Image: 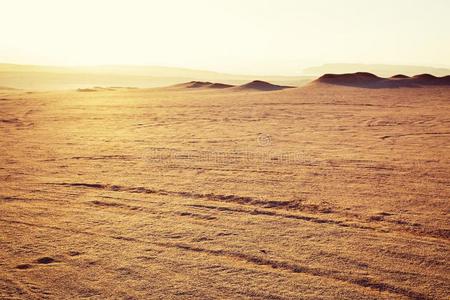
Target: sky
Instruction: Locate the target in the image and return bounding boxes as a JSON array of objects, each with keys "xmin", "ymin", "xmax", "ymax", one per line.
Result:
[{"xmin": 1, "ymin": 0, "xmax": 449, "ymax": 75}]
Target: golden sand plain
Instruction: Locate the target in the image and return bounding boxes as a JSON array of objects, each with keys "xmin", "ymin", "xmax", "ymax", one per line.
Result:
[{"xmin": 1, "ymin": 84, "xmax": 449, "ymax": 299}]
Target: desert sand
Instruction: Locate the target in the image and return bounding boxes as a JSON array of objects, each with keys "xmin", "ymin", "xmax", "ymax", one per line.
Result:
[{"xmin": 0, "ymin": 79, "xmax": 449, "ymax": 299}]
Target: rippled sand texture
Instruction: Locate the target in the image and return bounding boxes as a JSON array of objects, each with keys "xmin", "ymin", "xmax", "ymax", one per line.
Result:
[{"xmin": 1, "ymin": 85, "xmax": 449, "ymax": 299}]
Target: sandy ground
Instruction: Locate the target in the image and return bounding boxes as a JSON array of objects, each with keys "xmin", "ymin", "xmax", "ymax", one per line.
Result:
[{"xmin": 0, "ymin": 85, "xmax": 449, "ymax": 299}]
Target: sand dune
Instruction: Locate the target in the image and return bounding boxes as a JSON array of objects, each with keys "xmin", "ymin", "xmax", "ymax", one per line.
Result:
[
  {"xmin": 313, "ymin": 72, "xmax": 450, "ymax": 88},
  {"xmin": 304, "ymin": 63, "xmax": 450, "ymax": 77},
  {"xmin": 412, "ymin": 74, "xmax": 450, "ymax": 85},
  {"xmin": 171, "ymin": 80, "xmax": 294, "ymax": 92},
  {"xmin": 390, "ymin": 74, "xmax": 410, "ymax": 79},
  {"xmin": 172, "ymin": 81, "xmax": 235, "ymax": 89},
  {"xmin": 233, "ymin": 80, "xmax": 294, "ymax": 91}
]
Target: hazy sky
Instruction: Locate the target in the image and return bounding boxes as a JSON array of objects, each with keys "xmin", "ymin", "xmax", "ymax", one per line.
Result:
[{"xmin": 1, "ymin": 0, "xmax": 449, "ymax": 75}]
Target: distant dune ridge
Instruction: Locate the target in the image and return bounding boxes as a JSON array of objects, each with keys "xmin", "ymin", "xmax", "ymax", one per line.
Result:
[
  {"xmin": 233, "ymin": 80, "xmax": 294, "ymax": 91},
  {"xmin": 79, "ymin": 74, "xmax": 450, "ymax": 92},
  {"xmin": 173, "ymin": 81, "xmax": 235, "ymax": 89},
  {"xmin": 313, "ymin": 72, "xmax": 450, "ymax": 88},
  {"xmin": 172, "ymin": 80, "xmax": 294, "ymax": 91},
  {"xmin": 304, "ymin": 63, "xmax": 450, "ymax": 77},
  {"xmin": 0, "ymin": 86, "xmax": 19, "ymax": 90}
]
